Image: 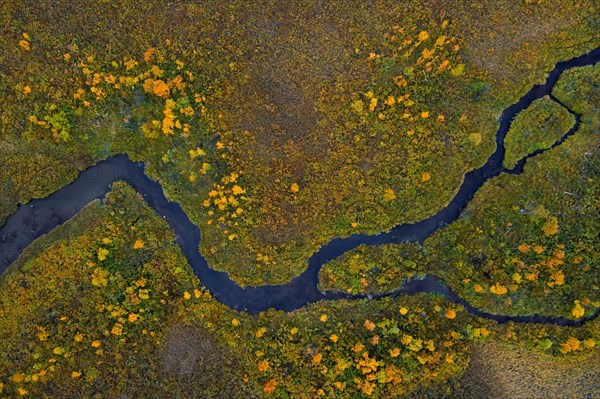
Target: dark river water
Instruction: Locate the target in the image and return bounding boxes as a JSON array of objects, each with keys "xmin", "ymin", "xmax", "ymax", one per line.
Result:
[{"xmin": 1, "ymin": 46, "xmax": 599, "ymax": 324}]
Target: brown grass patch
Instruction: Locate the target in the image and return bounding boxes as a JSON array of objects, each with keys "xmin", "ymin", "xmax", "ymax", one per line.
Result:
[
  {"xmin": 458, "ymin": 342, "xmax": 600, "ymax": 399},
  {"xmin": 160, "ymin": 324, "xmax": 252, "ymax": 398}
]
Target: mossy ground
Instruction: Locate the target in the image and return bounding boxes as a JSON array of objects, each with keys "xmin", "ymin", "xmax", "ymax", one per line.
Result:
[
  {"xmin": 1, "ymin": 0, "xmax": 600, "ymax": 397},
  {"xmin": 503, "ymin": 95, "xmax": 575, "ymax": 169},
  {"xmin": 319, "ymin": 62, "xmax": 600, "ymax": 319},
  {"xmin": 1, "ymin": 0, "xmax": 599, "ymax": 284},
  {"xmin": 2, "ymin": 183, "xmax": 599, "ymax": 398}
]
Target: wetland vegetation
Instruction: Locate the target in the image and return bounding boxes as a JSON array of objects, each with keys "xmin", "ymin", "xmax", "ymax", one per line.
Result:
[{"xmin": 1, "ymin": 0, "xmax": 599, "ymax": 397}]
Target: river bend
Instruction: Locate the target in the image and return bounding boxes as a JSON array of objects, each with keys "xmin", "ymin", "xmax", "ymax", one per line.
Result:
[{"xmin": 1, "ymin": 47, "xmax": 599, "ymax": 324}]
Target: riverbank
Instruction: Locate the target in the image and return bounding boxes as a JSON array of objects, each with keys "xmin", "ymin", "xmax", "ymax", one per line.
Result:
[{"xmin": 2, "ymin": 47, "xmax": 599, "ymax": 321}]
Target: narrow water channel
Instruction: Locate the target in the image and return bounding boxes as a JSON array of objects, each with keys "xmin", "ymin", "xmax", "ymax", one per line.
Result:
[{"xmin": 1, "ymin": 46, "xmax": 599, "ymax": 323}]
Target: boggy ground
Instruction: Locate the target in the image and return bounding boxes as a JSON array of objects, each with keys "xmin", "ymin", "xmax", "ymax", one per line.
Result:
[
  {"xmin": 318, "ymin": 62, "xmax": 600, "ymax": 320},
  {"xmin": 1, "ymin": 182, "xmax": 599, "ymax": 398},
  {"xmin": 2, "ymin": 1, "xmax": 599, "ymax": 285},
  {"xmin": 2, "ymin": 1, "xmax": 600, "ymax": 398},
  {"xmin": 193, "ymin": 0, "xmax": 600, "ymax": 285}
]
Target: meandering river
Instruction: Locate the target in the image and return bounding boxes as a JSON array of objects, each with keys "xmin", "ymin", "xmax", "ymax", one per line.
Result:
[{"xmin": 1, "ymin": 46, "xmax": 599, "ymax": 324}]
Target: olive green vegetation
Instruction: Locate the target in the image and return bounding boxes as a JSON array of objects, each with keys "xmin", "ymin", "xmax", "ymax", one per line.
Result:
[
  {"xmin": 200, "ymin": 0, "xmax": 600, "ymax": 285},
  {"xmin": 1, "ymin": 0, "xmax": 599, "ymax": 284},
  {"xmin": 319, "ymin": 243, "xmax": 425, "ymax": 294},
  {"xmin": 553, "ymin": 64, "xmax": 600, "ymax": 123},
  {"xmin": 319, "ymin": 63, "xmax": 600, "ymax": 319},
  {"xmin": 503, "ymin": 96, "xmax": 575, "ymax": 169},
  {"xmin": 2, "ymin": 1, "xmax": 600, "ymax": 397},
  {"xmin": 2, "ymin": 183, "xmax": 599, "ymax": 398},
  {"xmin": 0, "ymin": 183, "xmax": 472, "ymax": 397},
  {"xmin": 0, "ymin": 183, "xmax": 250, "ymax": 398}
]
